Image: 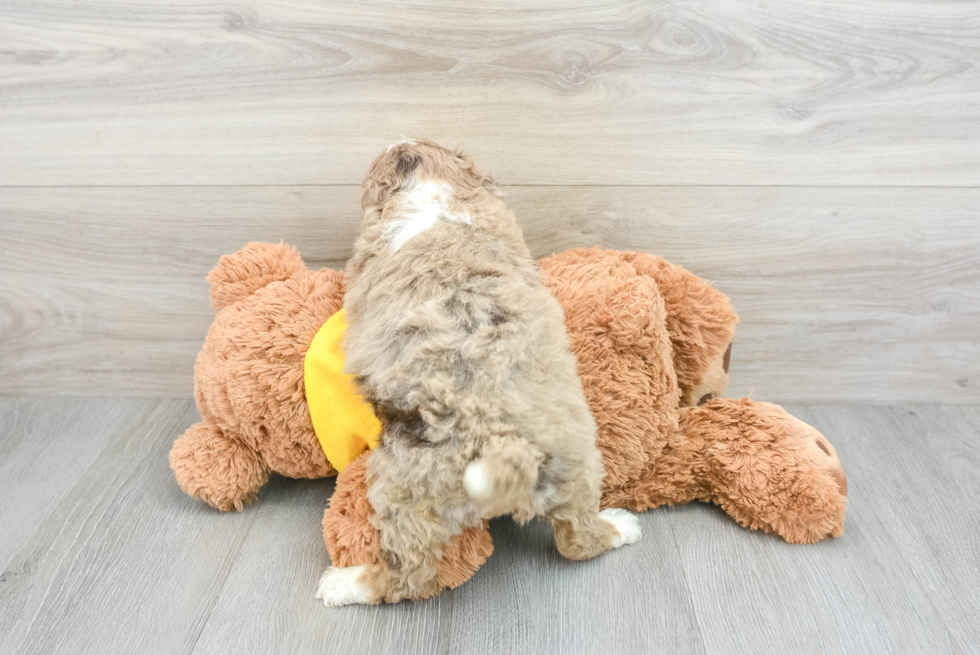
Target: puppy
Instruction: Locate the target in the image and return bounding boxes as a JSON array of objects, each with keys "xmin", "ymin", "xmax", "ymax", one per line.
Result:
[{"xmin": 316, "ymin": 139, "xmax": 640, "ymax": 606}]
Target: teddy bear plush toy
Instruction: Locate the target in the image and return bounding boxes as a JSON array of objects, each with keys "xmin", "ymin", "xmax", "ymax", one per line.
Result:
[{"xmin": 170, "ymin": 242, "xmax": 848, "ymax": 598}]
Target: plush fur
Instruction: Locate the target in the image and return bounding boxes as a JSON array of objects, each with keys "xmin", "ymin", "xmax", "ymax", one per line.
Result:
[
  {"xmin": 170, "ymin": 242, "xmax": 341, "ymax": 511},
  {"xmin": 320, "ymin": 453, "xmax": 494, "ymax": 599},
  {"xmin": 325, "ymin": 247, "xmax": 846, "ymax": 596},
  {"xmin": 171, "ymin": 205, "xmax": 847, "ymax": 603},
  {"xmin": 323, "ymin": 140, "xmax": 637, "ymax": 604}
]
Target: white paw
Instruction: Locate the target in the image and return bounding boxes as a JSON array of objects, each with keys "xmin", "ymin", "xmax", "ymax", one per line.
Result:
[
  {"xmin": 600, "ymin": 508, "xmax": 642, "ymax": 548},
  {"xmin": 315, "ymin": 565, "xmax": 371, "ymax": 607}
]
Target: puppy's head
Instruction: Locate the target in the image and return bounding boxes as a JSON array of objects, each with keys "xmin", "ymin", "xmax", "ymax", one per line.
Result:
[{"xmin": 360, "ymin": 139, "xmax": 501, "ymax": 228}]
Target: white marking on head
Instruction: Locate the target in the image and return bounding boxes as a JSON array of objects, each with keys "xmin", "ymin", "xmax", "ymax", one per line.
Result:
[
  {"xmin": 385, "ymin": 181, "xmax": 471, "ymax": 251},
  {"xmin": 386, "ymin": 136, "xmax": 418, "ymax": 153},
  {"xmin": 315, "ymin": 565, "xmax": 371, "ymax": 607}
]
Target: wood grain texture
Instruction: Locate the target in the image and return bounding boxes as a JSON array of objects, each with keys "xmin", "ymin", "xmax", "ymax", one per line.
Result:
[
  {"xmin": 0, "ymin": 398, "xmax": 151, "ymax": 566},
  {"xmin": 194, "ymin": 476, "xmax": 705, "ymax": 655},
  {"xmin": 802, "ymin": 405, "xmax": 980, "ymax": 653},
  {"xmin": 1, "ymin": 0, "xmax": 979, "ymax": 186},
  {"xmin": 668, "ymin": 404, "xmax": 979, "ymax": 654},
  {"xmin": 1, "ymin": 400, "xmax": 978, "ymax": 654},
  {"xmin": 0, "ymin": 399, "xmax": 259, "ymax": 655},
  {"xmin": 1, "ymin": 185, "xmax": 977, "ymax": 403},
  {"xmin": 2, "ymin": 0, "xmax": 977, "ymax": 648}
]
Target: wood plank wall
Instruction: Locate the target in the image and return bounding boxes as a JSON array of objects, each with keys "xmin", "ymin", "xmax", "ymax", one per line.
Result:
[{"xmin": 1, "ymin": 0, "xmax": 978, "ymax": 402}]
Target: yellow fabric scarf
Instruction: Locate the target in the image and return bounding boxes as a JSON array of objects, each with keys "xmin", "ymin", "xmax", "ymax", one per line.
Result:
[{"xmin": 304, "ymin": 309, "xmax": 381, "ymax": 472}]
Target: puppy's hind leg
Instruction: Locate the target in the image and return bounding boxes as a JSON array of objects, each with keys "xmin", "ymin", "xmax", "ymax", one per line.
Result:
[
  {"xmin": 549, "ymin": 478, "xmax": 642, "ymax": 560},
  {"xmin": 316, "ymin": 492, "xmax": 458, "ymax": 605}
]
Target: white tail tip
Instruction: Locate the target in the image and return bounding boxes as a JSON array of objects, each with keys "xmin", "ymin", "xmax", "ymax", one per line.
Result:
[{"xmin": 464, "ymin": 461, "xmax": 493, "ymax": 501}]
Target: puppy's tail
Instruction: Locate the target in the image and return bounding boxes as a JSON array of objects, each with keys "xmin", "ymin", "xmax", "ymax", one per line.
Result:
[{"xmin": 463, "ymin": 438, "xmax": 543, "ymax": 516}]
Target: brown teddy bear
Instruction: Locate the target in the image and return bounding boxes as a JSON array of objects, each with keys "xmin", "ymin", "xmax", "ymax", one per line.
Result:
[{"xmin": 171, "ymin": 242, "xmax": 847, "ymax": 597}]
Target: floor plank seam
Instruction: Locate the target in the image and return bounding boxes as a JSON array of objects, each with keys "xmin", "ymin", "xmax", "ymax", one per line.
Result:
[
  {"xmin": 0, "ymin": 401, "xmax": 160, "ymax": 648},
  {"xmin": 1, "ymin": 401, "xmax": 978, "ymax": 652},
  {"xmin": 10, "ymin": 454, "xmax": 148, "ymax": 653},
  {"xmin": 801, "ymin": 407, "xmax": 966, "ymax": 652},
  {"xmin": 185, "ymin": 509, "xmax": 262, "ymax": 655},
  {"xmin": 664, "ymin": 511, "xmax": 709, "ymax": 654}
]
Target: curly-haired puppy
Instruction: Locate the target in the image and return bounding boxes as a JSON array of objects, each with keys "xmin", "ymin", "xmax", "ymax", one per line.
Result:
[{"xmin": 316, "ymin": 139, "xmax": 640, "ymax": 606}]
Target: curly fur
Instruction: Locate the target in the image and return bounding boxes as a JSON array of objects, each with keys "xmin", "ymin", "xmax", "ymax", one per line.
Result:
[
  {"xmin": 169, "ymin": 200, "xmax": 847, "ymax": 601},
  {"xmin": 322, "ymin": 454, "xmax": 494, "ymax": 598},
  {"xmin": 327, "ymin": 246, "xmax": 847, "ymax": 597},
  {"xmin": 331, "ymin": 140, "xmax": 634, "ymax": 603}
]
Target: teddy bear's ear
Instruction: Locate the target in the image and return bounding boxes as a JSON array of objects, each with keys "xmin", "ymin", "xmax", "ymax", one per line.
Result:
[{"xmin": 206, "ymin": 242, "xmax": 308, "ymax": 312}]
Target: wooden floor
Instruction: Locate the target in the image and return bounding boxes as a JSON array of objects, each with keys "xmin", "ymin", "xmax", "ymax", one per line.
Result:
[
  {"xmin": 2, "ymin": 1, "xmax": 979, "ymax": 653},
  {"xmin": 0, "ymin": 399, "xmax": 976, "ymax": 654}
]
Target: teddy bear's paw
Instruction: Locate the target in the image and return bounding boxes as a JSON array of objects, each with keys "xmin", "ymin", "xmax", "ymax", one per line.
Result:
[
  {"xmin": 315, "ymin": 566, "xmax": 372, "ymax": 607},
  {"xmin": 599, "ymin": 508, "xmax": 642, "ymax": 548},
  {"xmin": 689, "ymin": 399, "xmax": 849, "ymax": 544},
  {"xmin": 811, "ymin": 434, "xmax": 848, "ymax": 497},
  {"xmin": 801, "ymin": 431, "xmax": 848, "ymax": 541},
  {"xmin": 756, "ymin": 417, "xmax": 848, "ymax": 543}
]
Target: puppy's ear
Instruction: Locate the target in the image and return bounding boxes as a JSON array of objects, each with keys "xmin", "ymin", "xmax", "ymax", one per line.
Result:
[
  {"xmin": 361, "ymin": 144, "xmax": 421, "ymax": 211},
  {"xmin": 482, "ymin": 171, "xmax": 504, "ymax": 198},
  {"xmin": 360, "ymin": 206, "xmax": 383, "ymax": 227},
  {"xmin": 394, "ymin": 151, "xmax": 421, "ymax": 178}
]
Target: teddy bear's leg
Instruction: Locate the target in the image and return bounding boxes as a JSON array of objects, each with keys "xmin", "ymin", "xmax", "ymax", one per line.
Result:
[
  {"xmin": 321, "ymin": 452, "xmax": 493, "ymax": 600},
  {"xmin": 687, "ymin": 342, "xmax": 732, "ymax": 408},
  {"xmin": 679, "ymin": 398, "xmax": 847, "ymax": 544},
  {"xmin": 169, "ymin": 421, "xmax": 269, "ymax": 511},
  {"xmin": 616, "ymin": 250, "xmax": 739, "ymax": 408},
  {"xmin": 319, "ymin": 490, "xmax": 481, "ymax": 605}
]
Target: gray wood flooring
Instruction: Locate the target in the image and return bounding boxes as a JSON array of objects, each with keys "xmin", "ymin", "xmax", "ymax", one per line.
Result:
[
  {"xmin": 0, "ymin": 399, "xmax": 977, "ymax": 654},
  {"xmin": 2, "ymin": 0, "xmax": 979, "ymax": 651}
]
